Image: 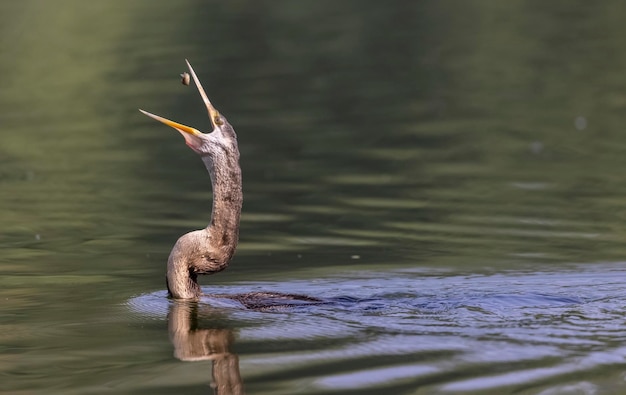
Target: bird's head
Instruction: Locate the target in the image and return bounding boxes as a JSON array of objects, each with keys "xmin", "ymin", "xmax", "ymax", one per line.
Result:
[{"xmin": 140, "ymin": 60, "xmax": 237, "ymax": 157}]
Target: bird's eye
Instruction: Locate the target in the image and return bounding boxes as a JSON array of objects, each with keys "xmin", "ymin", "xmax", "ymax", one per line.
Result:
[{"xmin": 214, "ymin": 115, "xmax": 224, "ymax": 126}]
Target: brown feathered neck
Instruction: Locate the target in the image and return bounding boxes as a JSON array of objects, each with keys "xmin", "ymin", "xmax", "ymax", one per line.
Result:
[{"xmin": 166, "ymin": 120, "xmax": 242, "ymax": 299}]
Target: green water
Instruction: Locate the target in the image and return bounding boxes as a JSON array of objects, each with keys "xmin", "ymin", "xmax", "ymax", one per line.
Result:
[{"xmin": 3, "ymin": 1, "xmax": 626, "ymax": 394}]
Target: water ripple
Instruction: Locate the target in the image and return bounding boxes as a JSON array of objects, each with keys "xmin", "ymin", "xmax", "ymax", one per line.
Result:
[{"xmin": 128, "ymin": 263, "xmax": 626, "ymax": 393}]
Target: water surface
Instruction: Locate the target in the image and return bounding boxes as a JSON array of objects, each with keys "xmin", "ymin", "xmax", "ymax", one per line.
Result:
[{"xmin": 2, "ymin": 1, "xmax": 626, "ymax": 394}]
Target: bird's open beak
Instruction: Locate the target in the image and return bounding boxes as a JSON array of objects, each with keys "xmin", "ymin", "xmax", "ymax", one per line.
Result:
[
  {"xmin": 139, "ymin": 109, "xmax": 204, "ymax": 150},
  {"xmin": 139, "ymin": 60, "xmax": 221, "ymax": 150}
]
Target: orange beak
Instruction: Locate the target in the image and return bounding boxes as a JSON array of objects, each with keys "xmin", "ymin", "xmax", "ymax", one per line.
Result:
[
  {"xmin": 139, "ymin": 60, "xmax": 222, "ymax": 150},
  {"xmin": 138, "ymin": 109, "xmax": 204, "ymax": 150}
]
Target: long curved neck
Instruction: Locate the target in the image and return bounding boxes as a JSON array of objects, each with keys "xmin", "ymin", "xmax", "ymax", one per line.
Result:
[
  {"xmin": 204, "ymin": 150, "xmax": 243, "ymax": 256},
  {"xmin": 166, "ymin": 146, "xmax": 242, "ymax": 300}
]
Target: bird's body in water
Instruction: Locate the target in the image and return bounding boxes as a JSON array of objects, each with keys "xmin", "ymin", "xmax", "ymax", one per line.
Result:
[{"xmin": 140, "ymin": 60, "xmax": 320, "ymax": 309}]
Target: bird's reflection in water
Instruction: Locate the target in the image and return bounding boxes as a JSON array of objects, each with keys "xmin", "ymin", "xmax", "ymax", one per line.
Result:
[{"xmin": 168, "ymin": 301, "xmax": 244, "ymax": 395}]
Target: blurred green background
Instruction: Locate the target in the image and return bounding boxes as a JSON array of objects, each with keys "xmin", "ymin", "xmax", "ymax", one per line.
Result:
[{"xmin": 3, "ymin": 1, "xmax": 626, "ymax": 394}]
